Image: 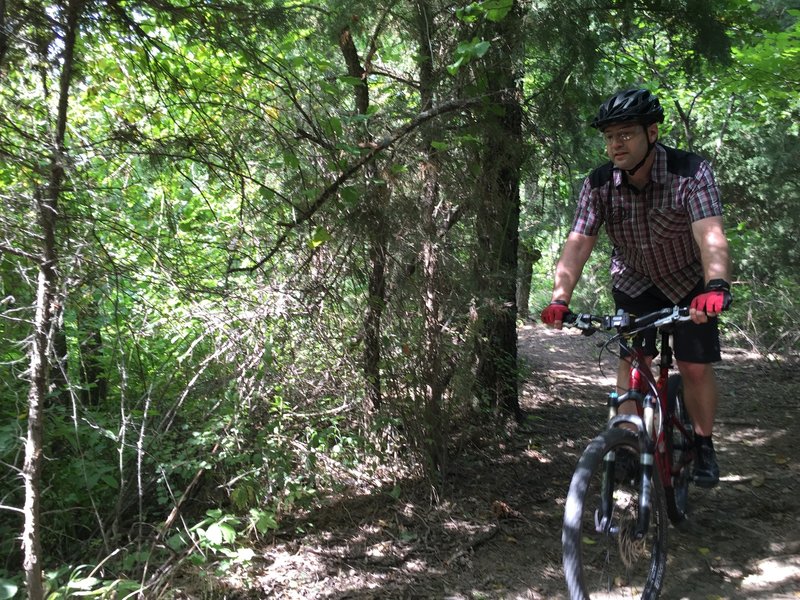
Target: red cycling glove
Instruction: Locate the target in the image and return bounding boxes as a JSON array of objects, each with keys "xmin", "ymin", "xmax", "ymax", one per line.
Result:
[
  {"xmin": 690, "ymin": 280, "xmax": 732, "ymax": 314},
  {"xmin": 541, "ymin": 300, "xmax": 570, "ymax": 324}
]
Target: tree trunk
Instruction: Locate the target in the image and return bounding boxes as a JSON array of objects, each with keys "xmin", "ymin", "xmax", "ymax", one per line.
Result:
[
  {"xmin": 21, "ymin": 191, "xmax": 57, "ymax": 599},
  {"xmin": 415, "ymin": 0, "xmax": 447, "ymax": 475},
  {"xmin": 22, "ymin": 1, "xmax": 81, "ymax": 595},
  {"xmin": 516, "ymin": 242, "xmax": 541, "ymax": 321},
  {"xmin": 473, "ymin": 1, "xmax": 524, "ymax": 420},
  {"xmin": 339, "ymin": 26, "xmax": 389, "ymax": 412},
  {"xmin": 0, "ymin": 0, "xmax": 8, "ymax": 71}
]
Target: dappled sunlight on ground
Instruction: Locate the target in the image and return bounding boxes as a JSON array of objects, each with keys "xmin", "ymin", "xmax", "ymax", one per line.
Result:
[
  {"xmin": 742, "ymin": 556, "xmax": 800, "ymax": 593},
  {"xmin": 200, "ymin": 322, "xmax": 800, "ymax": 599}
]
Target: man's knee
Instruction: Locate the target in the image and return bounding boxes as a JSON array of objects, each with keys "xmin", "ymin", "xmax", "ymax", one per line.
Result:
[{"xmin": 676, "ymin": 360, "xmax": 714, "ymax": 385}]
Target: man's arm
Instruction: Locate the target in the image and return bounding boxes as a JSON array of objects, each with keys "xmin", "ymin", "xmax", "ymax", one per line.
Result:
[
  {"xmin": 692, "ymin": 216, "xmax": 730, "ymax": 283},
  {"xmin": 691, "ymin": 215, "xmax": 731, "ymax": 322},
  {"xmin": 552, "ymin": 231, "xmax": 598, "ymax": 304}
]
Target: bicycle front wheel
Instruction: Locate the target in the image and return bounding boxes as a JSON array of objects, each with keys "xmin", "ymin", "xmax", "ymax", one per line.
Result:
[
  {"xmin": 665, "ymin": 373, "xmax": 694, "ymax": 525},
  {"xmin": 563, "ymin": 427, "xmax": 668, "ymax": 600}
]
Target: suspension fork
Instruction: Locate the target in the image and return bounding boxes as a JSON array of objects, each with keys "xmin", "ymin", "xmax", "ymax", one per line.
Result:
[
  {"xmin": 655, "ymin": 329, "xmax": 674, "ymax": 482},
  {"xmin": 636, "ymin": 392, "xmax": 658, "ymax": 538},
  {"xmin": 628, "ymin": 347, "xmax": 660, "ymax": 539},
  {"xmin": 598, "ymin": 388, "xmax": 650, "ymax": 535},
  {"xmin": 598, "ymin": 390, "xmax": 620, "ymax": 533},
  {"xmin": 598, "ymin": 345, "xmax": 659, "ymax": 537}
]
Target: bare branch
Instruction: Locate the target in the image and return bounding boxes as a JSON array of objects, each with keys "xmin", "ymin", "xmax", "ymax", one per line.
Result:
[
  {"xmin": 0, "ymin": 244, "xmax": 40, "ymax": 263},
  {"xmin": 229, "ymin": 97, "xmax": 480, "ymax": 274}
]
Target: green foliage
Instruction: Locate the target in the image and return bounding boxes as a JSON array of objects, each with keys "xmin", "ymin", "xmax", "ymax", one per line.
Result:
[
  {"xmin": 43, "ymin": 565, "xmax": 141, "ymax": 599},
  {"xmin": 0, "ymin": 579, "xmax": 17, "ymax": 600},
  {"xmin": 448, "ymin": 38, "xmax": 492, "ymax": 75},
  {"xmin": 1, "ymin": 0, "xmax": 797, "ymax": 593},
  {"xmin": 187, "ymin": 508, "xmax": 258, "ymax": 570},
  {"xmin": 457, "ymin": 0, "xmax": 514, "ymax": 23}
]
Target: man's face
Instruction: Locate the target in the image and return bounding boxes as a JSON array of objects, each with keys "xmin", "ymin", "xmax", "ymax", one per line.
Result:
[{"xmin": 602, "ymin": 123, "xmax": 658, "ymax": 171}]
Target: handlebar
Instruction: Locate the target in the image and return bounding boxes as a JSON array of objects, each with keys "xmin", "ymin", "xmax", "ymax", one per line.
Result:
[{"xmin": 563, "ymin": 306, "xmax": 691, "ymax": 336}]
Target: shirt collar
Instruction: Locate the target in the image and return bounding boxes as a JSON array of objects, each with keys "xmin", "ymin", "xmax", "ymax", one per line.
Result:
[{"xmin": 612, "ymin": 143, "xmax": 667, "ymax": 188}]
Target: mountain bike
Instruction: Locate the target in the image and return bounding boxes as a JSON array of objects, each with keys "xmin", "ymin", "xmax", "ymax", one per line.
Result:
[{"xmin": 560, "ymin": 306, "xmax": 696, "ymax": 599}]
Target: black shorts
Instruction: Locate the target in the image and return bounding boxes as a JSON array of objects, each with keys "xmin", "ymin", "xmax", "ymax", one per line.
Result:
[{"xmin": 612, "ymin": 281, "xmax": 722, "ymax": 364}]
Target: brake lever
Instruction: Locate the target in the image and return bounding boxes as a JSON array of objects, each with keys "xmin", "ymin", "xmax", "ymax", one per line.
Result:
[{"xmin": 567, "ymin": 313, "xmax": 598, "ymax": 336}]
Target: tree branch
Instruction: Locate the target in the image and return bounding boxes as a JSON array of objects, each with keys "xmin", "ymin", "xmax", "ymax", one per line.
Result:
[
  {"xmin": 0, "ymin": 243, "xmax": 41, "ymax": 263},
  {"xmin": 229, "ymin": 97, "xmax": 479, "ymax": 274}
]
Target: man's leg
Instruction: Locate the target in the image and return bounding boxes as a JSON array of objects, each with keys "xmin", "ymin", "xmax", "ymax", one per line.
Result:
[
  {"xmin": 676, "ymin": 360, "xmax": 718, "ymax": 436},
  {"xmin": 677, "ymin": 360, "xmax": 720, "ymax": 487}
]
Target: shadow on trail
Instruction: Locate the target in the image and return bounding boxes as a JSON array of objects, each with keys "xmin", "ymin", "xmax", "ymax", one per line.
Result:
[{"xmin": 201, "ymin": 324, "xmax": 799, "ymax": 599}]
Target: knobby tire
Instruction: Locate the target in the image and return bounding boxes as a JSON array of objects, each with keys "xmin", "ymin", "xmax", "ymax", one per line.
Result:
[
  {"xmin": 563, "ymin": 428, "xmax": 668, "ymax": 599},
  {"xmin": 664, "ymin": 374, "xmax": 694, "ymax": 525}
]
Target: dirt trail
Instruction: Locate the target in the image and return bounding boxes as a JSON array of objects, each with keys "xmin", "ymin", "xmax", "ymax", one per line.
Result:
[{"xmin": 203, "ymin": 323, "xmax": 800, "ymax": 599}]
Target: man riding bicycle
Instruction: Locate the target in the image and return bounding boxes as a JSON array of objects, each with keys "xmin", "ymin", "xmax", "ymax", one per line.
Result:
[{"xmin": 541, "ymin": 88, "xmax": 732, "ymax": 488}]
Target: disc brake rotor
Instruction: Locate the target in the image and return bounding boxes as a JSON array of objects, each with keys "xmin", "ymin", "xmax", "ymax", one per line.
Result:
[{"xmin": 617, "ymin": 514, "xmax": 646, "ymax": 568}]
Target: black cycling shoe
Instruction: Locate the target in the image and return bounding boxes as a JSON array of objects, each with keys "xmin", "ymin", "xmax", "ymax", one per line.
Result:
[{"xmin": 693, "ymin": 442, "xmax": 720, "ymax": 488}]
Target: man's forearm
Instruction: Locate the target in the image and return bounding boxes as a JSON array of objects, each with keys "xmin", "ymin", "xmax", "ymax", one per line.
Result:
[
  {"xmin": 551, "ymin": 232, "xmax": 597, "ymax": 303},
  {"xmin": 693, "ymin": 217, "xmax": 731, "ymax": 285}
]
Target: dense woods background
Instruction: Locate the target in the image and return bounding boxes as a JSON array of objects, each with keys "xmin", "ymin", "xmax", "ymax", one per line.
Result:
[{"xmin": 1, "ymin": 0, "xmax": 798, "ymax": 597}]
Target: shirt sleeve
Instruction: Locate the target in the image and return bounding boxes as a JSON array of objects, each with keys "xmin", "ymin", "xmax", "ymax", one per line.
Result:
[
  {"xmin": 686, "ymin": 161, "xmax": 723, "ymax": 222},
  {"xmin": 571, "ymin": 177, "xmax": 604, "ymax": 236}
]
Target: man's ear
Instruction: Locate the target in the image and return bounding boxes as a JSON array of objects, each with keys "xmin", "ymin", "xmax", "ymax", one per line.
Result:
[{"xmin": 647, "ymin": 123, "xmax": 659, "ymax": 144}]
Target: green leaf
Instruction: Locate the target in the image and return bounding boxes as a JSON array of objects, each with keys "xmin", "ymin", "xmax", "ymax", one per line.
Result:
[
  {"xmin": 206, "ymin": 522, "xmax": 236, "ymax": 546},
  {"xmin": 472, "ymin": 40, "xmax": 491, "ymax": 58},
  {"xmin": 251, "ymin": 508, "xmax": 279, "ymax": 533},
  {"xmin": 320, "ymin": 81, "xmax": 338, "ymax": 96},
  {"xmin": 283, "ymin": 152, "xmax": 300, "ymax": 169},
  {"xmin": 340, "ymin": 75, "xmax": 364, "ymax": 87},
  {"xmin": 66, "ymin": 576, "xmax": 101, "ymax": 590},
  {"xmin": 326, "ymin": 116, "xmax": 343, "ymax": 136},
  {"xmin": 447, "ymin": 56, "xmax": 466, "ymax": 75},
  {"xmin": 100, "ymin": 475, "xmax": 119, "ymax": 489},
  {"xmin": 166, "ymin": 532, "xmax": 189, "ymax": 552},
  {"xmin": 340, "ymin": 186, "xmax": 359, "ymax": 205},
  {"xmin": 483, "ymin": 0, "xmax": 513, "ymax": 21},
  {"xmin": 0, "ymin": 580, "xmax": 17, "ymax": 600},
  {"xmin": 309, "ymin": 226, "xmax": 331, "ymax": 249}
]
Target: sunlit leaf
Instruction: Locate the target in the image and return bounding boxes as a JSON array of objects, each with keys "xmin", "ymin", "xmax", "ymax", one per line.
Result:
[
  {"xmin": 0, "ymin": 580, "xmax": 17, "ymax": 600},
  {"xmin": 483, "ymin": 0, "xmax": 513, "ymax": 22},
  {"xmin": 309, "ymin": 226, "xmax": 332, "ymax": 249}
]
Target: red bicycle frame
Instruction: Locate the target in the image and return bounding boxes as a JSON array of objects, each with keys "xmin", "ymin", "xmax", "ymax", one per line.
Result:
[{"xmin": 627, "ymin": 329, "xmax": 683, "ymax": 493}]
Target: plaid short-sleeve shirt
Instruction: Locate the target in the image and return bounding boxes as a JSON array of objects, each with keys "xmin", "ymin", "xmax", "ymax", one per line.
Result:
[{"xmin": 571, "ymin": 144, "xmax": 723, "ymax": 303}]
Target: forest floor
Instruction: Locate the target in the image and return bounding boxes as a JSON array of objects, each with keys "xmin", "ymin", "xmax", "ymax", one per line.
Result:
[{"xmin": 199, "ymin": 322, "xmax": 800, "ymax": 599}]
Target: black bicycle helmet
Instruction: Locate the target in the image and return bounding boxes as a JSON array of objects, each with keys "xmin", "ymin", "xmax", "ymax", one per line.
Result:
[{"xmin": 590, "ymin": 88, "xmax": 665, "ymax": 130}]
